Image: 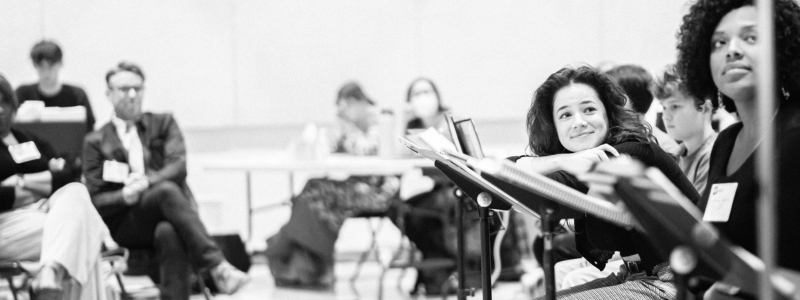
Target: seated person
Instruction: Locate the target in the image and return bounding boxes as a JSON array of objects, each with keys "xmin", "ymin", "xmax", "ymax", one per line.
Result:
[
  {"xmin": 515, "ymin": 66, "xmax": 700, "ymax": 299},
  {"xmin": 532, "ymin": 65, "xmax": 673, "ymax": 290},
  {"xmin": 1, "ymin": 73, "xmax": 112, "ymax": 300},
  {"xmin": 81, "ymin": 62, "xmax": 249, "ymax": 300},
  {"xmin": 398, "ymin": 78, "xmax": 457, "ymax": 293},
  {"xmin": 557, "ymin": 65, "xmax": 721, "ymax": 290},
  {"xmin": 266, "ymin": 82, "xmax": 399, "ymax": 289},
  {"xmin": 15, "ymin": 40, "xmax": 95, "ymax": 131},
  {"xmin": 653, "ymin": 64, "xmax": 717, "ymax": 194},
  {"xmin": 677, "ymin": 0, "xmax": 800, "ymax": 297}
]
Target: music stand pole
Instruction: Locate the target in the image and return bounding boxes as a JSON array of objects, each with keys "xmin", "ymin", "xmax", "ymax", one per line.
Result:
[
  {"xmin": 539, "ymin": 204, "xmax": 558, "ymax": 300},
  {"xmin": 476, "ymin": 192, "xmax": 494, "ymax": 300},
  {"xmin": 455, "ymin": 188, "xmax": 468, "ymax": 300}
]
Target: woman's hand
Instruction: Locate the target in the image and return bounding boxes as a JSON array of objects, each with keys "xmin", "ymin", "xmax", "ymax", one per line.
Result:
[{"xmin": 556, "ymin": 144, "xmax": 620, "ymax": 175}]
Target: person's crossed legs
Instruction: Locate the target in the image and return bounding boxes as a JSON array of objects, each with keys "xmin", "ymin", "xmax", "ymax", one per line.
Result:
[{"xmin": 108, "ymin": 181, "xmax": 248, "ymax": 299}]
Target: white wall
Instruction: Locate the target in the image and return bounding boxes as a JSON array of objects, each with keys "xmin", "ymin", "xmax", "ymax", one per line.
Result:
[{"xmin": 1, "ymin": 0, "xmax": 689, "ymax": 131}]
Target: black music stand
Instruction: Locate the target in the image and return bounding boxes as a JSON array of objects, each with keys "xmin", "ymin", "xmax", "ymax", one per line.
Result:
[
  {"xmin": 480, "ymin": 173, "xmax": 584, "ymax": 300},
  {"xmin": 401, "ymin": 142, "xmax": 517, "ymax": 300},
  {"xmin": 466, "ymin": 157, "xmax": 635, "ymax": 300},
  {"xmin": 410, "ymin": 148, "xmax": 590, "ymax": 300},
  {"xmin": 595, "ymin": 159, "xmax": 799, "ymax": 300}
]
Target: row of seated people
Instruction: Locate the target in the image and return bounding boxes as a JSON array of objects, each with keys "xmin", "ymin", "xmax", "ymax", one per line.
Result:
[
  {"xmin": 265, "ymin": 79, "xmax": 529, "ymax": 294},
  {"xmin": 522, "ymin": 0, "xmax": 800, "ymax": 298},
  {"xmin": 7, "ymin": 1, "xmax": 800, "ymax": 300},
  {"xmin": 0, "ymin": 61, "xmax": 249, "ymax": 300},
  {"xmin": 268, "ymin": 1, "xmax": 800, "ymax": 299}
]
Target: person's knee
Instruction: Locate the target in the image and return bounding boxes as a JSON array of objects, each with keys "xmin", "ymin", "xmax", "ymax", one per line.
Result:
[
  {"xmin": 154, "ymin": 222, "xmax": 188, "ymax": 255},
  {"xmin": 49, "ymin": 183, "xmax": 90, "ymax": 206},
  {"xmin": 149, "ymin": 182, "xmax": 187, "ymax": 206},
  {"xmin": 151, "ymin": 181, "xmax": 182, "ymax": 197},
  {"xmin": 154, "ymin": 222, "xmax": 179, "ymax": 242}
]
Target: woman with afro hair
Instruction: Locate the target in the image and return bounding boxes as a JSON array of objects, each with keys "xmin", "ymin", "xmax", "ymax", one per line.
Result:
[{"xmin": 676, "ymin": 0, "xmax": 800, "ymax": 296}]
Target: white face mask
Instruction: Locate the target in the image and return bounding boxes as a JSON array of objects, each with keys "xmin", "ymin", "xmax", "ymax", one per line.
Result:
[{"xmin": 411, "ymin": 94, "xmax": 440, "ymax": 118}]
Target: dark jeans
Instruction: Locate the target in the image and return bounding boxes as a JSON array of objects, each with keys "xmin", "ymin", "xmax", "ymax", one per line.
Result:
[{"xmin": 107, "ymin": 181, "xmax": 224, "ymax": 300}]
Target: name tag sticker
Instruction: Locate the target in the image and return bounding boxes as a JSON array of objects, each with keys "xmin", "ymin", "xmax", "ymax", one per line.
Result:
[
  {"xmin": 703, "ymin": 183, "xmax": 738, "ymax": 222},
  {"xmin": 102, "ymin": 160, "xmax": 130, "ymax": 183},
  {"xmin": 8, "ymin": 142, "xmax": 41, "ymax": 164}
]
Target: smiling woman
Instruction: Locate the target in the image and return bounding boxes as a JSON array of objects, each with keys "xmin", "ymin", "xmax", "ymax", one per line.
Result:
[
  {"xmin": 517, "ymin": 66, "xmax": 701, "ymax": 300},
  {"xmin": 552, "ymin": 83, "xmax": 609, "ymax": 152}
]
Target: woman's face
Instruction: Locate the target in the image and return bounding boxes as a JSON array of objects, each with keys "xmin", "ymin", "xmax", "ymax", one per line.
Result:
[
  {"xmin": 552, "ymin": 83, "xmax": 609, "ymax": 152},
  {"xmin": 710, "ymin": 6, "xmax": 758, "ymax": 102},
  {"xmin": 409, "ymin": 80, "xmax": 440, "ymax": 118}
]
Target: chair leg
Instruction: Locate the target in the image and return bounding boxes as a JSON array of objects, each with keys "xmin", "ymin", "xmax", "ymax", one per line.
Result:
[
  {"xmin": 350, "ymin": 217, "xmax": 383, "ymax": 283},
  {"xmin": 114, "ymin": 273, "xmax": 129, "ymax": 300},
  {"xmin": 196, "ymin": 271, "xmax": 214, "ymax": 300}
]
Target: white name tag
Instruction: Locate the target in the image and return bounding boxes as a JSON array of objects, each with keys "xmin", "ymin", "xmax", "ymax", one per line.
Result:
[
  {"xmin": 102, "ymin": 160, "xmax": 130, "ymax": 183},
  {"xmin": 703, "ymin": 183, "xmax": 738, "ymax": 222},
  {"xmin": 8, "ymin": 142, "xmax": 42, "ymax": 164}
]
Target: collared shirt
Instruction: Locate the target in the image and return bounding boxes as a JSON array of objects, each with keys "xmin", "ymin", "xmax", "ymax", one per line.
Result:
[
  {"xmin": 677, "ymin": 132, "xmax": 718, "ymax": 194},
  {"xmin": 111, "ymin": 115, "xmax": 145, "ymax": 174}
]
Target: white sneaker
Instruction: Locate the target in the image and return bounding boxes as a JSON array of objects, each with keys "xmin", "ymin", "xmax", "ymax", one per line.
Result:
[{"xmin": 210, "ymin": 261, "xmax": 251, "ymax": 295}]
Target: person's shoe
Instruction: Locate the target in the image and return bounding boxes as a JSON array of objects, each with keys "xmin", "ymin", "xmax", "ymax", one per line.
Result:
[
  {"xmin": 210, "ymin": 261, "xmax": 250, "ymax": 295},
  {"xmin": 31, "ymin": 263, "xmax": 65, "ymax": 300}
]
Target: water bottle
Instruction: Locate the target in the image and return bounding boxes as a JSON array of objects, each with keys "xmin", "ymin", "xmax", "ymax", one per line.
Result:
[{"xmin": 378, "ymin": 108, "xmax": 395, "ymax": 158}]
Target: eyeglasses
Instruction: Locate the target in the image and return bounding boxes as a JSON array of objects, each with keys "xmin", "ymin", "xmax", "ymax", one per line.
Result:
[{"xmin": 110, "ymin": 86, "xmax": 145, "ymax": 94}]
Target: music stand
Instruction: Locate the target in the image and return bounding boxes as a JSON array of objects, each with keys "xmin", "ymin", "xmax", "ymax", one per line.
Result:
[
  {"xmin": 402, "ymin": 139, "xmax": 523, "ymax": 300},
  {"xmin": 593, "ymin": 159, "xmax": 799, "ymax": 299},
  {"xmin": 465, "ymin": 157, "xmax": 635, "ymax": 300}
]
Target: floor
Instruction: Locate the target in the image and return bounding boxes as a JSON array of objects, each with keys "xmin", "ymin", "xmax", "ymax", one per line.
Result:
[{"xmin": 118, "ymin": 256, "xmax": 542, "ymax": 300}]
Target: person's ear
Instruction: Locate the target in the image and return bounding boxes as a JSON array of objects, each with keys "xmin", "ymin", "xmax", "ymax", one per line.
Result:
[{"xmin": 701, "ymin": 99, "xmax": 713, "ymax": 114}]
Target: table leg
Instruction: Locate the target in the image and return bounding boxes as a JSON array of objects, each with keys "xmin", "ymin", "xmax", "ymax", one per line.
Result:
[{"xmin": 246, "ymin": 171, "xmax": 253, "ymax": 241}]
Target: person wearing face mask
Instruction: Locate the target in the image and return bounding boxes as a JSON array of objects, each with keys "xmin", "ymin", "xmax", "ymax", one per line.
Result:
[
  {"xmin": 266, "ymin": 82, "xmax": 400, "ymax": 289},
  {"xmin": 405, "ymin": 78, "xmax": 449, "ymax": 133}
]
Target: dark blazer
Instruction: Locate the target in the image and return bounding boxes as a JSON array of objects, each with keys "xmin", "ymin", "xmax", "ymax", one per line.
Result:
[
  {"xmin": 82, "ymin": 112, "xmax": 194, "ymax": 218},
  {"xmin": 1, "ymin": 128, "xmax": 59, "ymax": 213}
]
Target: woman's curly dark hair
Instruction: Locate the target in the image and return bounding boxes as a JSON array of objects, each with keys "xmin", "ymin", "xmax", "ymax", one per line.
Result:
[
  {"xmin": 677, "ymin": 0, "xmax": 800, "ymax": 112},
  {"xmin": 527, "ymin": 66, "xmax": 653, "ymax": 156}
]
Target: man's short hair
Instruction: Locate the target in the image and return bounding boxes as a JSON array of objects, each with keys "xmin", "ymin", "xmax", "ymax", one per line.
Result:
[
  {"xmin": 605, "ymin": 65, "xmax": 654, "ymax": 114},
  {"xmin": 30, "ymin": 40, "xmax": 63, "ymax": 65},
  {"xmin": 105, "ymin": 61, "xmax": 145, "ymax": 85},
  {"xmin": 652, "ymin": 64, "xmax": 717, "ymax": 111}
]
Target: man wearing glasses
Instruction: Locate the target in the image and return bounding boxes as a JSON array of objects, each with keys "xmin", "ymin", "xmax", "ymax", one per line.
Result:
[{"xmin": 82, "ymin": 61, "xmax": 249, "ymax": 300}]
